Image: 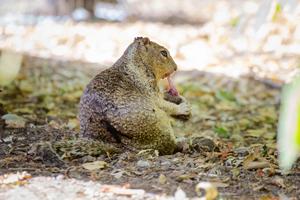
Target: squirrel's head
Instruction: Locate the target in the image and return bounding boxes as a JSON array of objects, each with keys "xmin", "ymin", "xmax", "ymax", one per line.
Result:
[{"xmin": 131, "ymin": 37, "xmax": 177, "ymax": 80}]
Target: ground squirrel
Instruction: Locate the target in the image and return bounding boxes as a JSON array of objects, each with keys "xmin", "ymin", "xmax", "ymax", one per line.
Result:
[{"xmin": 79, "ymin": 37, "xmax": 191, "ymax": 155}]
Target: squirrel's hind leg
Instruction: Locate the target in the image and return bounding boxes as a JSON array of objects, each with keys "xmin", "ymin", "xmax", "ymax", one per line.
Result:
[
  {"xmin": 140, "ymin": 109, "xmax": 177, "ymax": 155},
  {"xmin": 80, "ymin": 114, "xmax": 121, "ymax": 143},
  {"xmin": 154, "ymin": 121, "xmax": 177, "ymax": 155}
]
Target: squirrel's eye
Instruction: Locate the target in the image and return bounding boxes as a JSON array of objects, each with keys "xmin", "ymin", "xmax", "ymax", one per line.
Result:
[{"xmin": 160, "ymin": 50, "xmax": 168, "ymax": 57}]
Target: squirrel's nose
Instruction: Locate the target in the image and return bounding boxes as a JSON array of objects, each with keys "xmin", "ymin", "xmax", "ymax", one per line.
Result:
[{"xmin": 174, "ymin": 65, "xmax": 177, "ymax": 71}]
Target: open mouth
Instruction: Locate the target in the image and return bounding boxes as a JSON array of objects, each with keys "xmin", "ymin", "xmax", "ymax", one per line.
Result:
[{"xmin": 165, "ymin": 73, "xmax": 179, "ymax": 96}]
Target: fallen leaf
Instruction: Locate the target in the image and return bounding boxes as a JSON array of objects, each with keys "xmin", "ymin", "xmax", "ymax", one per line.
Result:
[
  {"xmin": 271, "ymin": 176, "xmax": 285, "ymax": 188},
  {"xmin": 246, "ymin": 129, "xmax": 265, "ymax": 138},
  {"xmin": 82, "ymin": 161, "xmax": 109, "ymax": 171},
  {"xmin": 244, "ymin": 161, "xmax": 270, "ymax": 170},
  {"xmin": 66, "ymin": 118, "xmax": 79, "ymax": 130},
  {"xmin": 176, "ymin": 174, "xmax": 193, "ymax": 182},
  {"xmin": 158, "ymin": 174, "xmax": 167, "ymax": 184}
]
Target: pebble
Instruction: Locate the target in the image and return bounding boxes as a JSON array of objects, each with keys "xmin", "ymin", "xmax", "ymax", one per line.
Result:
[
  {"xmin": 160, "ymin": 160, "xmax": 171, "ymax": 167},
  {"xmin": 191, "ymin": 137, "xmax": 216, "ymax": 152},
  {"xmin": 136, "ymin": 160, "xmax": 150, "ymax": 168},
  {"xmin": 234, "ymin": 147, "xmax": 249, "ymax": 157}
]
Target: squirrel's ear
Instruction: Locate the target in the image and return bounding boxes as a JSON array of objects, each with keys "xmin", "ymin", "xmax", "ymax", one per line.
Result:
[{"xmin": 134, "ymin": 37, "xmax": 150, "ymax": 45}]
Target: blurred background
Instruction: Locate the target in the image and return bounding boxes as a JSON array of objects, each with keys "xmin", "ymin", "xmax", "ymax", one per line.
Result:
[{"xmin": 0, "ymin": 0, "xmax": 299, "ymax": 82}]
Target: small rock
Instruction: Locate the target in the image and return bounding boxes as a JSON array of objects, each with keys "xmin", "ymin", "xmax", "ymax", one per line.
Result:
[
  {"xmin": 234, "ymin": 147, "xmax": 249, "ymax": 157},
  {"xmin": 111, "ymin": 170, "xmax": 125, "ymax": 179},
  {"xmin": 191, "ymin": 137, "xmax": 216, "ymax": 152},
  {"xmin": 225, "ymin": 156, "xmax": 243, "ymax": 167},
  {"xmin": 207, "ymin": 166, "xmax": 223, "ymax": 176},
  {"xmin": 175, "ymin": 137, "xmax": 189, "ymax": 153},
  {"xmin": 271, "ymin": 176, "xmax": 286, "ymax": 188},
  {"xmin": 160, "ymin": 160, "xmax": 171, "ymax": 167},
  {"xmin": 136, "ymin": 160, "xmax": 151, "ymax": 168},
  {"xmin": 28, "ymin": 142, "xmax": 65, "ymax": 167},
  {"xmin": 79, "ymin": 155, "xmax": 97, "ymax": 163}
]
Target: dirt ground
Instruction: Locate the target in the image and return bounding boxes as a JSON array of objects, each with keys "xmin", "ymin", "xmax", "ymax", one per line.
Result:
[{"xmin": 0, "ymin": 57, "xmax": 299, "ymax": 200}]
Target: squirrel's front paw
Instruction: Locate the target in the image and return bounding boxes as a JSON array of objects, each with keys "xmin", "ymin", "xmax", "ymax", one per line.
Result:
[
  {"xmin": 163, "ymin": 91, "xmax": 183, "ymax": 105},
  {"xmin": 178, "ymin": 101, "xmax": 191, "ymax": 116}
]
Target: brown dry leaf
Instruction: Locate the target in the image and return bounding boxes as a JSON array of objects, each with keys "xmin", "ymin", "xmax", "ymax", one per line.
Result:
[
  {"xmin": 211, "ymin": 181, "xmax": 229, "ymax": 188},
  {"xmin": 259, "ymin": 195, "xmax": 279, "ymax": 200},
  {"xmin": 66, "ymin": 118, "xmax": 79, "ymax": 130},
  {"xmin": 243, "ymin": 153, "xmax": 270, "ymax": 170},
  {"xmin": 176, "ymin": 174, "xmax": 193, "ymax": 182},
  {"xmin": 253, "ymin": 184, "xmax": 265, "ymax": 192},
  {"xmin": 270, "ymin": 176, "xmax": 286, "ymax": 188},
  {"xmin": 231, "ymin": 168, "xmax": 240, "ymax": 178},
  {"xmin": 158, "ymin": 174, "xmax": 167, "ymax": 185},
  {"xmin": 263, "ymin": 132, "xmax": 276, "ymax": 140},
  {"xmin": 82, "ymin": 161, "xmax": 109, "ymax": 171},
  {"xmin": 243, "ymin": 153, "xmax": 256, "ymax": 167},
  {"xmin": 246, "ymin": 129, "xmax": 265, "ymax": 138},
  {"xmin": 244, "ymin": 161, "xmax": 270, "ymax": 170}
]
